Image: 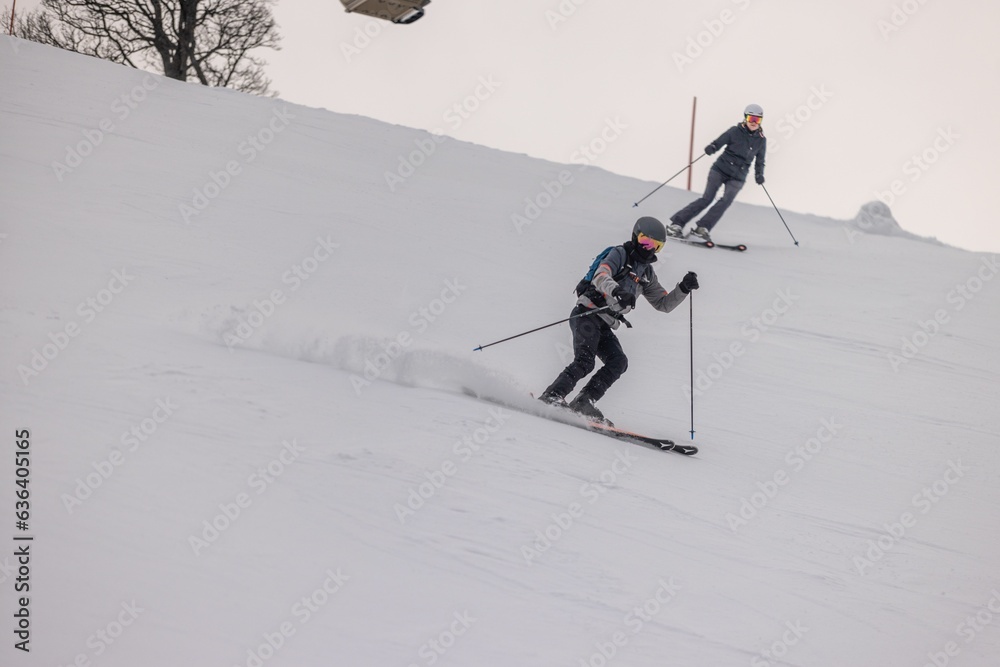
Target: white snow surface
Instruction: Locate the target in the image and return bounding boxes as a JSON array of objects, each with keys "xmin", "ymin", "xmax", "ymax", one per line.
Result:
[{"xmin": 2, "ymin": 37, "xmax": 999, "ymax": 666}]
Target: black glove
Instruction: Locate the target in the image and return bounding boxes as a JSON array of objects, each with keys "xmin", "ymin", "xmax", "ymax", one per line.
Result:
[
  {"xmin": 679, "ymin": 271, "xmax": 699, "ymax": 294},
  {"xmin": 704, "ymin": 145, "xmax": 717, "ymax": 156},
  {"xmin": 756, "ymin": 173, "xmax": 765, "ymax": 185},
  {"xmin": 613, "ymin": 289, "xmax": 636, "ymax": 309}
]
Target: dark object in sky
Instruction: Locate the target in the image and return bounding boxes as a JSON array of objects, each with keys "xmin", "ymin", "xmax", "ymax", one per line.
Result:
[{"xmin": 340, "ymin": 0, "xmax": 430, "ymax": 24}]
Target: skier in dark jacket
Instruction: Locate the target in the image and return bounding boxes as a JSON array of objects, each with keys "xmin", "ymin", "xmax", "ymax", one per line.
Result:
[
  {"xmin": 539, "ymin": 217, "xmax": 699, "ymax": 423},
  {"xmin": 667, "ymin": 103, "xmax": 767, "ymax": 243}
]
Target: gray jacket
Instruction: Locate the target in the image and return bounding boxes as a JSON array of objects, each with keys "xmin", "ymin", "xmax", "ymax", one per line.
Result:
[{"xmin": 577, "ymin": 245, "xmax": 688, "ymax": 328}]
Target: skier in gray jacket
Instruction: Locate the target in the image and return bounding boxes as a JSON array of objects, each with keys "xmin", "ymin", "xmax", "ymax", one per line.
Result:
[
  {"xmin": 667, "ymin": 103, "xmax": 767, "ymax": 243},
  {"xmin": 540, "ymin": 217, "xmax": 699, "ymax": 423}
]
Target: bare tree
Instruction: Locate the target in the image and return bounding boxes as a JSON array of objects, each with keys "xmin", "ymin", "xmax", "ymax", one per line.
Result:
[{"xmin": 7, "ymin": 0, "xmax": 280, "ymax": 95}]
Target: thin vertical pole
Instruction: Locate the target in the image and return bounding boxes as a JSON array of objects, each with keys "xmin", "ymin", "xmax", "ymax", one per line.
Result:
[
  {"xmin": 687, "ymin": 96, "xmax": 697, "ymax": 191},
  {"xmin": 8, "ymin": 0, "xmax": 16, "ymax": 36},
  {"xmin": 689, "ymin": 293, "xmax": 695, "ymax": 440}
]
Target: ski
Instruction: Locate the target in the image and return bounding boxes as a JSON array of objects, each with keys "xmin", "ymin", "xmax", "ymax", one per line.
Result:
[
  {"xmin": 666, "ymin": 237, "xmax": 747, "ymax": 252},
  {"xmin": 710, "ymin": 242, "xmax": 747, "ymax": 252},
  {"xmin": 460, "ymin": 388, "xmax": 698, "ymax": 456},
  {"xmin": 583, "ymin": 421, "xmax": 698, "ymax": 456}
]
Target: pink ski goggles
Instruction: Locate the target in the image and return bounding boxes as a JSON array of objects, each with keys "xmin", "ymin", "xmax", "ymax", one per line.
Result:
[{"xmin": 637, "ymin": 233, "xmax": 664, "ymax": 253}]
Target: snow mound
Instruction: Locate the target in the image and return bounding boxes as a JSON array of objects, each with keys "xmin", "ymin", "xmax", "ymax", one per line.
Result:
[{"xmin": 848, "ymin": 200, "xmax": 942, "ymax": 244}]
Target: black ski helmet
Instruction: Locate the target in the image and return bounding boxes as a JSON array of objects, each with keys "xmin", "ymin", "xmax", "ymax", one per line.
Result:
[{"xmin": 632, "ymin": 216, "xmax": 666, "ymax": 247}]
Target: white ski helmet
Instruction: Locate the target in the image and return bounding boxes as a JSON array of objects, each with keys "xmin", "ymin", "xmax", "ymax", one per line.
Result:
[{"xmin": 744, "ymin": 103, "xmax": 764, "ymax": 117}]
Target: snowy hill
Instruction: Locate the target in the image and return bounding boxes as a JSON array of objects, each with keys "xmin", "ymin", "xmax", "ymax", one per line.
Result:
[{"xmin": 2, "ymin": 37, "xmax": 999, "ymax": 667}]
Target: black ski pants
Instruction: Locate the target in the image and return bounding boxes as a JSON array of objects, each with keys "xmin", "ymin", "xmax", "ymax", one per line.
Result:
[{"xmin": 544, "ymin": 305, "xmax": 628, "ymax": 401}]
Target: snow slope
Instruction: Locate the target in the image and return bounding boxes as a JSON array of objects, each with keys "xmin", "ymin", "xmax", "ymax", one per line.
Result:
[{"xmin": 2, "ymin": 37, "xmax": 999, "ymax": 666}]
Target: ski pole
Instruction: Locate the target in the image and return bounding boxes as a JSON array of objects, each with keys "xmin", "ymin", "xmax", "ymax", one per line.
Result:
[
  {"xmin": 473, "ymin": 306, "xmax": 612, "ymax": 352},
  {"xmin": 761, "ymin": 184, "xmax": 799, "ymax": 246},
  {"xmin": 689, "ymin": 292, "xmax": 695, "ymax": 440},
  {"xmin": 633, "ymin": 153, "xmax": 706, "ymax": 208}
]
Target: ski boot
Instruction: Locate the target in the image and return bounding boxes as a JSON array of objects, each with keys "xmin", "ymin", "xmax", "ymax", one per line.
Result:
[
  {"xmin": 569, "ymin": 392, "xmax": 613, "ymax": 426},
  {"xmin": 538, "ymin": 390, "xmax": 569, "ymax": 409},
  {"xmin": 689, "ymin": 226, "xmax": 712, "ymax": 243}
]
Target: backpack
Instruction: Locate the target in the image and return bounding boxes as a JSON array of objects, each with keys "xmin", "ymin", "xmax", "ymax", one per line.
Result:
[{"xmin": 574, "ymin": 246, "xmax": 630, "ymax": 298}]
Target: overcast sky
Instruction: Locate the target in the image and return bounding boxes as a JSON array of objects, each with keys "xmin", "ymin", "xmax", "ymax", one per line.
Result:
[{"xmin": 16, "ymin": 0, "xmax": 1000, "ymax": 252}]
